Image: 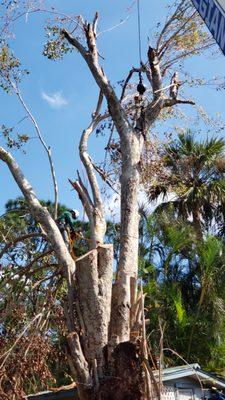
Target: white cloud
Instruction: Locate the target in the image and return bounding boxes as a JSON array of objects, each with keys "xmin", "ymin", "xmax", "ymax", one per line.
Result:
[{"xmin": 41, "ymin": 91, "xmax": 68, "ymax": 109}]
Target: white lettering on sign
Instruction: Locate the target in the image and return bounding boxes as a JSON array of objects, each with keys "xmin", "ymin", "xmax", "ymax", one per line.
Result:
[
  {"xmin": 217, "ymin": 13, "xmax": 225, "ymax": 48},
  {"xmin": 211, "ymin": 7, "xmax": 220, "ymax": 34},
  {"xmin": 205, "ymin": 0, "xmax": 214, "ymax": 25},
  {"xmin": 200, "ymin": 0, "xmax": 208, "ymax": 18},
  {"xmin": 191, "ymin": 0, "xmax": 225, "ymax": 55}
]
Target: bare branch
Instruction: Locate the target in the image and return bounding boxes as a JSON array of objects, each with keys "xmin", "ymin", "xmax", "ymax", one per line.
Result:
[
  {"xmin": 97, "ymin": 15, "xmax": 130, "ymax": 37},
  {"xmin": 93, "ymin": 90, "xmax": 103, "ymax": 117},
  {"xmin": 120, "ymin": 67, "xmax": 141, "ymax": 102},
  {"xmin": 0, "ymin": 147, "xmax": 76, "ymax": 334},
  {"xmin": 0, "ymin": 147, "xmax": 72, "ymax": 266},
  {"xmin": 69, "ymin": 179, "xmax": 96, "ymax": 248},
  {"xmin": 92, "ymin": 163, "xmax": 119, "ymax": 195},
  {"xmin": 71, "ymin": 90, "xmax": 106, "ymax": 246},
  {"xmin": 93, "ymin": 12, "xmax": 99, "ymax": 36},
  {"xmin": 11, "ymin": 83, "xmax": 59, "ymax": 219},
  {"xmin": 163, "ymin": 98, "xmax": 195, "ymax": 107},
  {"xmin": 61, "ymin": 28, "xmax": 87, "ymax": 56},
  {"xmin": 0, "ymin": 313, "xmax": 43, "ymax": 370},
  {"xmin": 61, "ymin": 28, "xmax": 132, "ymax": 142},
  {"xmin": 79, "ymin": 121, "xmax": 103, "ymax": 211},
  {"xmin": 156, "ymin": 2, "xmax": 191, "ymax": 52},
  {"xmin": 0, "ymin": 232, "xmax": 47, "ymax": 260},
  {"xmin": 148, "ymin": 47, "xmax": 162, "ymax": 100},
  {"xmin": 77, "ymin": 171, "xmax": 94, "ymax": 207},
  {"xmin": 143, "ymin": 47, "xmax": 164, "ymax": 128},
  {"xmin": 69, "ymin": 179, "xmax": 93, "ymax": 215}
]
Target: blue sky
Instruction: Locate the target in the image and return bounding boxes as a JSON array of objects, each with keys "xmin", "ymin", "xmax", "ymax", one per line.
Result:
[{"xmin": 0, "ymin": 0, "xmax": 225, "ymax": 218}]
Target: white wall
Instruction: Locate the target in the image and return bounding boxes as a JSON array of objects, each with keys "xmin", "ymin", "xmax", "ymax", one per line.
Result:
[{"xmin": 163, "ymin": 377, "xmax": 211, "ymax": 400}]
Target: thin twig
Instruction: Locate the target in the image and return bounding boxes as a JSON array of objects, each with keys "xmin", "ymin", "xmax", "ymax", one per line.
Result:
[
  {"xmin": 97, "ymin": 15, "xmax": 130, "ymax": 37},
  {"xmin": 0, "ymin": 232, "xmax": 47, "ymax": 260},
  {"xmin": 10, "ymin": 82, "xmax": 59, "ymax": 219},
  {"xmin": 0, "ymin": 313, "xmax": 43, "ymax": 369}
]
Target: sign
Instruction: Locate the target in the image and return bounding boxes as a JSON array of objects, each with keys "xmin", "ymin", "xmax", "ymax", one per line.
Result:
[{"xmin": 191, "ymin": 0, "xmax": 225, "ymax": 55}]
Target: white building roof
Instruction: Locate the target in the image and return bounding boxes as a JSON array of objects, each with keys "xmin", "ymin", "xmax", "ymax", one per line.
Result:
[{"xmin": 157, "ymin": 364, "xmax": 225, "ymax": 390}]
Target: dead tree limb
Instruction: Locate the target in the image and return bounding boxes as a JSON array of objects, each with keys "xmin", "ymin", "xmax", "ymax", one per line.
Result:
[{"xmin": 163, "ymin": 98, "xmax": 195, "ymax": 107}]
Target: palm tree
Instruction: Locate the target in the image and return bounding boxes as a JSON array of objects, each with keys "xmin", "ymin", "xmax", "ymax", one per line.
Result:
[
  {"xmin": 140, "ymin": 213, "xmax": 225, "ymax": 367},
  {"xmin": 187, "ymin": 235, "xmax": 225, "ymax": 359},
  {"xmin": 146, "ymin": 132, "xmax": 225, "ymax": 237}
]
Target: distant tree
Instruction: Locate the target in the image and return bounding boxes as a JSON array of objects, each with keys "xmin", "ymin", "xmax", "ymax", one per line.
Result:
[
  {"xmin": 0, "ymin": 198, "xmax": 92, "ymax": 397},
  {"xmin": 145, "ymin": 132, "xmax": 225, "ymax": 238},
  {"xmin": 139, "ymin": 212, "xmax": 225, "ymax": 372}
]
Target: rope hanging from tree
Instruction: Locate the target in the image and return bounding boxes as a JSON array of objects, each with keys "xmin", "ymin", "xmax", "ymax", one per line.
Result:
[{"xmin": 137, "ymin": 0, "xmax": 146, "ymax": 96}]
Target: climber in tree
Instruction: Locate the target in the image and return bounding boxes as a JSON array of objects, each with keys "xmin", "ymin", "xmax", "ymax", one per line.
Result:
[{"xmin": 57, "ymin": 209, "xmax": 79, "ymax": 248}]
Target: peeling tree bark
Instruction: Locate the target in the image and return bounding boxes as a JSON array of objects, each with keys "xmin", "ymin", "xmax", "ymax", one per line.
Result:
[
  {"xmin": 62, "ymin": 19, "xmax": 145, "ymax": 344},
  {"xmin": 76, "ymin": 245, "xmax": 113, "ymax": 378}
]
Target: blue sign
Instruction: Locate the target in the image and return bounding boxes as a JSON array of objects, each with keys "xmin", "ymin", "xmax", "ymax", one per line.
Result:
[{"xmin": 191, "ymin": 0, "xmax": 225, "ymax": 55}]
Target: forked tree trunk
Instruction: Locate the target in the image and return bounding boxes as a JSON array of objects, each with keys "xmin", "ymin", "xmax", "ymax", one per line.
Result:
[
  {"xmin": 0, "ymin": 6, "xmax": 197, "ymax": 398},
  {"xmin": 75, "ymin": 252, "xmax": 147, "ymax": 399}
]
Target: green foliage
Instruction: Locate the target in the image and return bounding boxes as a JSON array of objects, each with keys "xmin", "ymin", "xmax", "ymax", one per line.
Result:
[
  {"xmin": 145, "ymin": 131, "xmax": 225, "ymax": 236},
  {"xmin": 43, "ymin": 26, "xmax": 73, "ymax": 60},
  {"xmin": 170, "ymin": 285, "xmax": 188, "ymax": 327},
  {"xmin": 0, "ymin": 198, "xmax": 86, "ymax": 395},
  {"xmin": 1, "ymin": 124, "xmax": 29, "ymax": 149},
  {"xmin": 139, "ymin": 210, "xmax": 225, "ymax": 372},
  {"xmin": 0, "ymin": 43, "xmax": 29, "ymax": 92}
]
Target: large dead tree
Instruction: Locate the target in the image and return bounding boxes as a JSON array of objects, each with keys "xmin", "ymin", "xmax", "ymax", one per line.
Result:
[{"xmin": 0, "ymin": 1, "xmax": 214, "ymax": 399}]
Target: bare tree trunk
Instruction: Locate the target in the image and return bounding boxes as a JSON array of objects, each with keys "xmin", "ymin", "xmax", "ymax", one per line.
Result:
[
  {"xmin": 75, "ymin": 245, "xmax": 113, "ymax": 377},
  {"xmin": 111, "ymin": 130, "xmax": 144, "ymax": 342}
]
